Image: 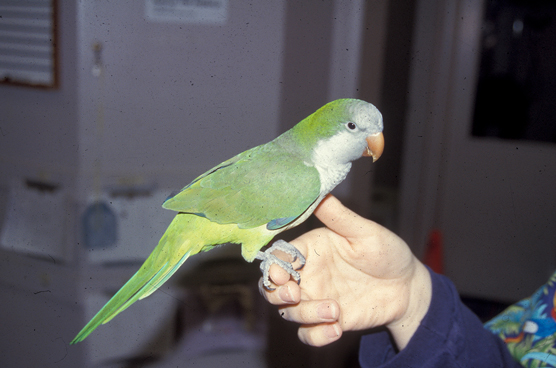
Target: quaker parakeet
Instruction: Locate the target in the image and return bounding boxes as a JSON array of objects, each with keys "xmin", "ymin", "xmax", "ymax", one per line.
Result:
[{"xmin": 70, "ymin": 98, "xmax": 384, "ymax": 344}]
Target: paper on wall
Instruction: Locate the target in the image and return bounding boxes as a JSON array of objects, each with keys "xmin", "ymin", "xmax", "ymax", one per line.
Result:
[{"xmin": 0, "ymin": 179, "xmax": 67, "ymax": 261}]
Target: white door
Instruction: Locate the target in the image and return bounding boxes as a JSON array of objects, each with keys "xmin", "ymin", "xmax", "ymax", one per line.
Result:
[{"xmin": 399, "ymin": 0, "xmax": 556, "ymax": 302}]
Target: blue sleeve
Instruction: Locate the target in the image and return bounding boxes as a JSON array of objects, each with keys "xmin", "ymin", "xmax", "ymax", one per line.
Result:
[{"xmin": 358, "ymin": 268, "xmax": 522, "ymax": 367}]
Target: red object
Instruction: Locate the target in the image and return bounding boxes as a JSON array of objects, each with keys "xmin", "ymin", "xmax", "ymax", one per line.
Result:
[{"xmin": 424, "ymin": 229, "xmax": 444, "ymax": 274}]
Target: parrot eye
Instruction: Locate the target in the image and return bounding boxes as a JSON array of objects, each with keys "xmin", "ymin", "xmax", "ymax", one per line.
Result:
[{"xmin": 346, "ymin": 122, "xmax": 357, "ymax": 130}]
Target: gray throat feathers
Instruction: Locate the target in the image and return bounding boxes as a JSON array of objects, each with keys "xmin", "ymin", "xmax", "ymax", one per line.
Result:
[{"xmin": 315, "ymin": 161, "xmax": 353, "ymax": 195}]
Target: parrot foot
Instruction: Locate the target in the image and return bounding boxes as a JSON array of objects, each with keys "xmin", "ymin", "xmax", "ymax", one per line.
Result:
[{"xmin": 256, "ymin": 239, "xmax": 306, "ymax": 290}]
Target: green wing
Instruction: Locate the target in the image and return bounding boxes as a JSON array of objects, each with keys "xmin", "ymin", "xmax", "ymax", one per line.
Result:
[{"xmin": 163, "ymin": 142, "xmax": 321, "ymax": 229}]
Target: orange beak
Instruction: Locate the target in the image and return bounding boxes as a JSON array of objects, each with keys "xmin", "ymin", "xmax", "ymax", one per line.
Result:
[{"xmin": 363, "ymin": 132, "xmax": 384, "ymax": 162}]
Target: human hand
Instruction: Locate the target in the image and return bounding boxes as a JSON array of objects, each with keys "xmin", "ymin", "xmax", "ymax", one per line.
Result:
[{"xmin": 259, "ymin": 194, "xmax": 431, "ymax": 349}]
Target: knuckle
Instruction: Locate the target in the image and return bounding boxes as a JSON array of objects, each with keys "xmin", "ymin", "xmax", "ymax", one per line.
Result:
[
  {"xmin": 278, "ymin": 307, "xmax": 290, "ymax": 321},
  {"xmin": 299, "ymin": 327, "xmax": 321, "ymax": 347},
  {"xmin": 298, "ymin": 328, "xmax": 312, "ymax": 345}
]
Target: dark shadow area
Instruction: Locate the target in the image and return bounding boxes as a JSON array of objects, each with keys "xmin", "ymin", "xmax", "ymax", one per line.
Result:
[{"xmin": 472, "ymin": 0, "xmax": 556, "ymax": 143}]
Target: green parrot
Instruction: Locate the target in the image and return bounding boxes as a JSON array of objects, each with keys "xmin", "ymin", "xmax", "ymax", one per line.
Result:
[{"xmin": 70, "ymin": 98, "xmax": 384, "ymax": 344}]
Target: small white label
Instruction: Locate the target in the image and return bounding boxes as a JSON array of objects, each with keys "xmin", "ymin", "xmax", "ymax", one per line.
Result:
[{"xmin": 145, "ymin": 0, "xmax": 228, "ymax": 24}]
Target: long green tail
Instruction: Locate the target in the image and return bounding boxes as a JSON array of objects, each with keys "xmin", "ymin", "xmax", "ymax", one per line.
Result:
[
  {"xmin": 70, "ymin": 214, "xmax": 199, "ymax": 344},
  {"xmin": 71, "ymin": 211, "xmax": 270, "ymax": 344}
]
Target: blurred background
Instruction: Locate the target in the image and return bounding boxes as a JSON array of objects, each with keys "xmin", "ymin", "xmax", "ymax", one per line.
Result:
[{"xmin": 0, "ymin": 0, "xmax": 555, "ymax": 367}]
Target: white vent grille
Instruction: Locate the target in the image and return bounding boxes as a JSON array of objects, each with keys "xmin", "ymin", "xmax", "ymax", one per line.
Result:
[{"xmin": 0, "ymin": 0, "xmax": 57, "ymax": 87}]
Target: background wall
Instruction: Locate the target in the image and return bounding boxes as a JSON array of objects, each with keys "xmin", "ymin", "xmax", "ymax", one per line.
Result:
[
  {"xmin": 2, "ymin": 0, "xmax": 555, "ymax": 367},
  {"xmin": 398, "ymin": 0, "xmax": 556, "ymax": 302},
  {"xmin": 75, "ymin": 1, "xmax": 286, "ymax": 193},
  {"xmin": 0, "ymin": 1, "xmax": 382, "ymax": 367}
]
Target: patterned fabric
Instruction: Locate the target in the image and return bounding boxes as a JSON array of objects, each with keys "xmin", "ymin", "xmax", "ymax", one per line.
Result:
[{"xmin": 485, "ymin": 271, "xmax": 556, "ymax": 367}]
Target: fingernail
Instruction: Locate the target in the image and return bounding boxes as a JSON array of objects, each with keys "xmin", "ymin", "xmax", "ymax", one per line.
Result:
[
  {"xmin": 325, "ymin": 324, "xmax": 341, "ymax": 339},
  {"xmin": 317, "ymin": 302, "xmax": 337, "ymax": 320},
  {"xmin": 279, "ymin": 285, "xmax": 294, "ymax": 303}
]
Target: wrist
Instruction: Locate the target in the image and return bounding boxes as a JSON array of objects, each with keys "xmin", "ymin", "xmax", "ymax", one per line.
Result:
[{"xmin": 387, "ymin": 260, "xmax": 432, "ymax": 350}]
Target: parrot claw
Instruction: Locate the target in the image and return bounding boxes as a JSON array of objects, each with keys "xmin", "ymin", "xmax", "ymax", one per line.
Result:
[{"xmin": 256, "ymin": 239, "xmax": 306, "ymax": 290}]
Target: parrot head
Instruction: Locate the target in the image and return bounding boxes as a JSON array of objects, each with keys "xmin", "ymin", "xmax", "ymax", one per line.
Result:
[{"xmin": 287, "ymin": 98, "xmax": 384, "ymax": 166}]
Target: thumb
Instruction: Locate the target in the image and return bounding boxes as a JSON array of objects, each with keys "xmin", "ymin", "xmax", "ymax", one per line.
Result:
[{"xmin": 314, "ymin": 194, "xmax": 378, "ymax": 239}]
